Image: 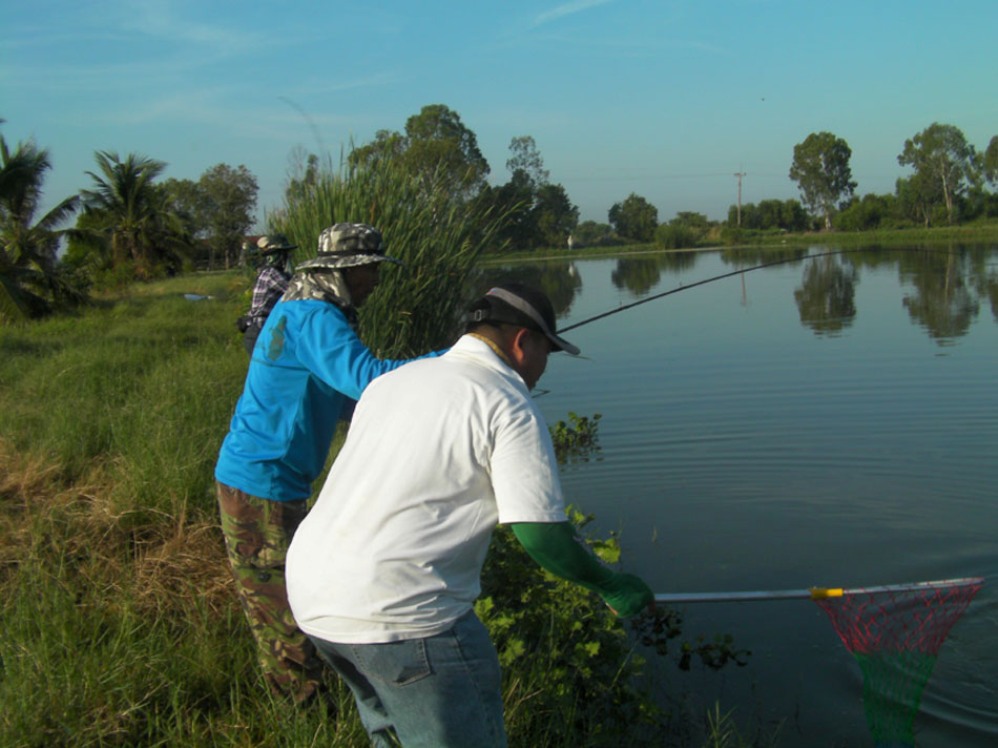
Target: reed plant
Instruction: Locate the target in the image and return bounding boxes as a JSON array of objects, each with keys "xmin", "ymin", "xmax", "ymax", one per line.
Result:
[{"xmin": 273, "ymin": 152, "xmax": 511, "ymax": 356}]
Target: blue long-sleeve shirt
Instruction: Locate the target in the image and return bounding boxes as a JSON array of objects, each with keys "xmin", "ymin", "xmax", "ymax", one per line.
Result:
[{"xmin": 215, "ymin": 298, "xmax": 420, "ymax": 501}]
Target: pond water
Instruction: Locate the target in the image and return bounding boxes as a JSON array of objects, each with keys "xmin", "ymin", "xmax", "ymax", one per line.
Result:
[{"xmin": 483, "ymin": 244, "xmax": 998, "ymax": 747}]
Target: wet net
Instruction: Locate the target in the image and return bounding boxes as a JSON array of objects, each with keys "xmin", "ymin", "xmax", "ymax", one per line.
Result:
[{"xmin": 811, "ymin": 578, "xmax": 984, "ymax": 748}]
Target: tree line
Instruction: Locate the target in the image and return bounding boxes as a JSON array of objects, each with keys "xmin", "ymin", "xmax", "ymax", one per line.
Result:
[
  {"xmin": 2, "ymin": 107, "xmax": 997, "ymax": 324},
  {"xmin": 0, "ymin": 119, "xmax": 260, "ymax": 322},
  {"xmin": 783, "ymin": 125, "xmax": 998, "ymax": 232}
]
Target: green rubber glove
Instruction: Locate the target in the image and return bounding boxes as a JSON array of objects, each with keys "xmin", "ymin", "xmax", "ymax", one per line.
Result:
[
  {"xmin": 597, "ymin": 571, "xmax": 654, "ymax": 618},
  {"xmin": 510, "ymin": 521, "xmax": 653, "ymax": 618}
]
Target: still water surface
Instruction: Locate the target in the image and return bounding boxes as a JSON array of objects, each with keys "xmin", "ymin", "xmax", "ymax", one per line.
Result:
[{"xmin": 485, "ymin": 245, "xmax": 998, "ymax": 747}]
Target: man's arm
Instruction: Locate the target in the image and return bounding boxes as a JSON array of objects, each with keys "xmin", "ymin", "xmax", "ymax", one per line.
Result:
[{"xmin": 510, "ymin": 521, "xmax": 653, "ymax": 618}]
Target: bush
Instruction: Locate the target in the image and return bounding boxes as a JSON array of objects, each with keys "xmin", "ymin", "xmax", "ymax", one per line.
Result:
[
  {"xmin": 573, "ymin": 220, "xmax": 622, "ymax": 249},
  {"xmin": 477, "ymin": 411, "xmax": 750, "ymax": 745},
  {"xmin": 479, "ymin": 513, "xmax": 661, "ymax": 745},
  {"xmin": 655, "ymin": 223, "xmax": 700, "ymax": 250}
]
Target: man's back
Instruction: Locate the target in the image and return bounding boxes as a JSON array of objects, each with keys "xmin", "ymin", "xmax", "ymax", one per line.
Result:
[{"xmin": 287, "ymin": 335, "xmax": 566, "ymax": 643}]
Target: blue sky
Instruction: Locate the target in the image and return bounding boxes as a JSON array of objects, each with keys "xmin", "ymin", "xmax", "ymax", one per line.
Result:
[{"xmin": 3, "ymin": 0, "xmax": 996, "ymax": 227}]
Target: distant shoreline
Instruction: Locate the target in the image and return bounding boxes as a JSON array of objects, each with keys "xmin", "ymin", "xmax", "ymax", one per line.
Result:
[{"xmin": 483, "ymin": 221, "xmax": 998, "ymax": 265}]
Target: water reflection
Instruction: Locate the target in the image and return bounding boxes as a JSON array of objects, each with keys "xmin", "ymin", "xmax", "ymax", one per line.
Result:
[
  {"xmin": 482, "ymin": 244, "xmax": 998, "ymax": 345},
  {"xmin": 611, "ymin": 251, "xmax": 699, "ymax": 296},
  {"xmin": 719, "ymin": 245, "xmax": 809, "ymax": 267},
  {"xmin": 794, "ymin": 254, "xmax": 857, "ymax": 336},
  {"xmin": 899, "ymin": 248, "xmax": 981, "ymax": 341},
  {"xmin": 470, "ymin": 261, "xmax": 582, "ymax": 318}
]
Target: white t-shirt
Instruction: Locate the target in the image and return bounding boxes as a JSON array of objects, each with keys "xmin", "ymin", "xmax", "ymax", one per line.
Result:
[{"xmin": 286, "ymin": 334, "xmax": 567, "ymax": 643}]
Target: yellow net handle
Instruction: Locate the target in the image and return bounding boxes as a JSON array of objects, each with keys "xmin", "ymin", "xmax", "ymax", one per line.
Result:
[{"xmin": 809, "ymin": 587, "xmax": 845, "ymax": 599}]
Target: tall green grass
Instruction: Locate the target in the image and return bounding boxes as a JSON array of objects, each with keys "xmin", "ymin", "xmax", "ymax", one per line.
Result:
[
  {"xmin": 0, "ymin": 273, "xmax": 245, "ymax": 517},
  {"xmin": 0, "ymin": 273, "xmax": 373, "ymax": 747},
  {"xmin": 274, "ymin": 154, "xmax": 511, "ymax": 356}
]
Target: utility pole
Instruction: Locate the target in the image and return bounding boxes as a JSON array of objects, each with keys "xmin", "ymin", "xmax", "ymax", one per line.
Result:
[{"xmin": 733, "ymin": 169, "xmax": 746, "ymax": 227}]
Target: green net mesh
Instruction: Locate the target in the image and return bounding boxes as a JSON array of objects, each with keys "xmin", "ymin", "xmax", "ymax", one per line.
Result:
[{"xmin": 813, "ymin": 579, "xmax": 982, "ymax": 747}]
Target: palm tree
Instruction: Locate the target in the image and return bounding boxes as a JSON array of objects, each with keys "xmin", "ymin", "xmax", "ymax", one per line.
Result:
[
  {"xmin": 79, "ymin": 151, "xmax": 169, "ymax": 278},
  {"xmin": 0, "ymin": 133, "xmax": 83, "ymax": 323}
]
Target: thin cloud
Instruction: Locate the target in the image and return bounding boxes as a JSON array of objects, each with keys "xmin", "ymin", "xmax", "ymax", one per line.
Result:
[
  {"xmin": 110, "ymin": 87, "xmax": 238, "ymax": 126},
  {"xmin": 531, "ymin": 0, "xmax": 616, "ymax": 28},
  {"xmin": 290, "ymin": 71, "xmax": 404, "ymax": 97},
  {"xmin": 3, "ymin": 1, "xmax": 267, "ymax": 94},
  {"xmin": 111, "ymin": 0, "xmax": 259, "ymax": 54}
]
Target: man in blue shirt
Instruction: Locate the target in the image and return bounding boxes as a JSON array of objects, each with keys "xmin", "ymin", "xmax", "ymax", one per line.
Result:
[{"xmin": 215, "ymin": 222, "xmax": 429, "ymax": 703}]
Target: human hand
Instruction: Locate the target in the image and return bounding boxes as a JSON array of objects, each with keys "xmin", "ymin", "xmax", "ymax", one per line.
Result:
[{"xmin": 603, "ymin": 573, "xmax": 654, "ymax": 618}]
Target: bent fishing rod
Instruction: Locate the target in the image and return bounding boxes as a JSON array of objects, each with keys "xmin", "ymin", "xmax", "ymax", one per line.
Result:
[{"xmin": 558, "ymin": 246, "xmax": 941, "ymax": 334}]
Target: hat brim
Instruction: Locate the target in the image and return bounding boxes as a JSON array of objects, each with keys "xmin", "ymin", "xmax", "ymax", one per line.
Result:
[
  {"xmin": 546, "ymin": 333, "xmax": 580, "ymax": 356},
  {"xmin": 482, "ymin": 286, "xmax": 581, "ymax": 356},
  {"xmin": 260, "ymin": 245, "xmax": 296, "ymax": 254},
  {"xmin": 295, "ymin": 254, "xmax": 404, "ymax": 272}
]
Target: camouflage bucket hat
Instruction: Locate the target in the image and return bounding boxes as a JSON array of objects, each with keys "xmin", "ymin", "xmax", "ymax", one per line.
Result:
[
  {"xmin": 256, "ymin": 234, "xmax": 297, "ymax": 254},
  {"xmin": 295, "ymin": 223, "xmax": 403, "ymax": 272}
]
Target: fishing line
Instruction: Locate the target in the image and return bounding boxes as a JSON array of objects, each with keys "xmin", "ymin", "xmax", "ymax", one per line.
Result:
[{"xmin": 279, "ymin": 96, "xmax": 327, "ymax": 157}]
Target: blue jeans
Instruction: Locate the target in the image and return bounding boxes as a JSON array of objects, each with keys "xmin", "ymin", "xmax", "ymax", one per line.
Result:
[{"xmin": 309, "ymin": 611, "xmax": 507, "ymax": 748}]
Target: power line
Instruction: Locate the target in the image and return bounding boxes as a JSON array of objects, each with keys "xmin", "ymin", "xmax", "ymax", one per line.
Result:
[{"xmin": 559, "ymin": 171, "xmax": 787, "ymax": 183}]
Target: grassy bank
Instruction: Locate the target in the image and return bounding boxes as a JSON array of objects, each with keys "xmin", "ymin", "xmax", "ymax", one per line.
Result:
[
  {"xmin": 773, "ymin": 220, "xmax": 998, "ymax": 248},
  {"xmin": 0, "ymin": 272, "xmax": 343, "ymax": 746}
]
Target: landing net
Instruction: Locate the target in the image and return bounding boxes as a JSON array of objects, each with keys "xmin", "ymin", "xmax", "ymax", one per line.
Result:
[{"xmin": 811, "ymin": 577, "xmax": 983, "ymax": 747}]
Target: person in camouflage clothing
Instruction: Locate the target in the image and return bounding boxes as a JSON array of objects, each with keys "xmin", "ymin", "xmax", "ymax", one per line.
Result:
[
  {"xmin": 215, "ymin": 223, "xmax": 435, "ymax": 702},
  {"xmin": 239, "ymin": 234, "xmax": 296, "ymax": 355},
  {"xmin": 217, "ymin": 483, "xmax": 319, "ymax": 698}
]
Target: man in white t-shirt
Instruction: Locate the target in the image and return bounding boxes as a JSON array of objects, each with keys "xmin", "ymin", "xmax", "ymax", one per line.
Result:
[{"xmin": 286, "ymin": 283, "xmax": 652, "ymax": 747}]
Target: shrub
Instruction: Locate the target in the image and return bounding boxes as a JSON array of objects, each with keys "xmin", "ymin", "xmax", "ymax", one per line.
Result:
[
  {"xmin": 655, "ymin": 223, "xmax": 700, "ymax": 250},
  {"xmin": 479, "ymin": 411, "xmax": 750, "ymax": 745}
]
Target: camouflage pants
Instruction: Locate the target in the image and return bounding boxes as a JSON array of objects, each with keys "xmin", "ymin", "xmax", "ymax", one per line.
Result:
[{"xmin": 217, "ymin": 482, "xmax": 325, "ymax": 702}]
